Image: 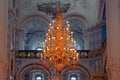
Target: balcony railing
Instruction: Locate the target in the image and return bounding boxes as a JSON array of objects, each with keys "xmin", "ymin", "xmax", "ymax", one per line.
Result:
[{"xmin": 16, "ymin": 49, "xmax": 103, "ymax": 59}]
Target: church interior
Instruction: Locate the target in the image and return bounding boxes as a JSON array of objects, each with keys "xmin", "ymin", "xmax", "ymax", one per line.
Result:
[{"xmin": 0, "ymin": 0, "xmax": 120, "ymax": 80}]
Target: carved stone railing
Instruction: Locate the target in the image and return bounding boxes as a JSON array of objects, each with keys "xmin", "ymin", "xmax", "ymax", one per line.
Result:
[
  {"xmin": 16, "ymin": 49, "xmax": 103, "ymax": 59},
  {"xmin": 89, "ymin": 48, "xmax": 103, "ymax": 59},
  {"xmin": 15, "ymin": 50, "xmax": 42, "ymax": 59}
]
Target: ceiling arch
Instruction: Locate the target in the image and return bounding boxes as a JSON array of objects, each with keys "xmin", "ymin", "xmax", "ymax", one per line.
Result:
[
  {"xmin": 17, "ymin": 63, "xmax": 52, "ymax": 76},
  {"xmin": 64, "ymin": 16, "xmax": 87, "ymax": 50},
  {"xmin": 64, "ymin": 14, "xmax": 88, "ymax": 29},
  {"xmin": 19, "ymin": 15, "xmax": 49, "ymax": 50},
  {"xmin": 61, "ymin": 65, "xmax": 90, "ymax": 80}
]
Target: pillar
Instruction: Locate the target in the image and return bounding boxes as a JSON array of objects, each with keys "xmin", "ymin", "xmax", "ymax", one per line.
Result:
[
  {"xmin": 106, "ymin": 0, "xmax": 120, "ymax": 80},
  {"xmin": 0, "ymin": 0, "xmax": 8, "ymax": 80}
]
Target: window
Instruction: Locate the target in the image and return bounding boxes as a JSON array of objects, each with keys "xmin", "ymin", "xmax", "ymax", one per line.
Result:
[
  {"xmin": 36, "ymin": 77, "xmax": 41, "ymax": 80},
  {"xmin": 37, "ymin": 48, "xmax": 42, "ymax": 50},
  {"xmin": 71, "ymin": 76, "xmax": 76, "ymax": 80}
]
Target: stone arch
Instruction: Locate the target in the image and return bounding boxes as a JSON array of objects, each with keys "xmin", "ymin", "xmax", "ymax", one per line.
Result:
[
  {"xmin": 19, "ymin": 14, "xmax": 50, "ymax": 28},
  {"xmin": 17, "ymin": 15, "xmax": 50, "ymax": 50},
  {"xmin": 17, "ymin": 63, "xmax": 51, "ymax": 75},
  {"xmin": 16, "ymin": 63, "xmax": 51, "ymax": 80},
  {"xmin": 63, "ymin": 14, "xmax": 89, "ymax": 50},
  {"xmin": 61, "ymin": 65, "xmax": 91, "ymax": 80},
  {"xmin": 64, "ymin": 14, "xmax": 88, "ymax": 29}
]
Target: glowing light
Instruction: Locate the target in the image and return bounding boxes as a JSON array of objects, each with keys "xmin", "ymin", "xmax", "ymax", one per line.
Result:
[
  {"xmin": 71, "ymin": 77, "xmax": 76, "ymax": 80},
  {"xmin": 36, "ymin": 77, "xmax": 41, "ymax": 80},
  {"xmin": 37, "ymin": 48, "xmax": 42, "ymax": 50}
]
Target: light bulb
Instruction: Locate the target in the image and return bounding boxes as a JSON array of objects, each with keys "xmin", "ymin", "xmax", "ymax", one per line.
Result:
[
  {"xmin": 52, "ymin": 37, "xmax": 55, "ymax": 39},
  {"xmin": 56, "ymin": 47, "xmax": 58, "ymax": 50},
  {"xmin": 66, "ymin": 27, "xmax": 69, "ymax": 30},
  {"xmin": 73, "ymin": 57, "xmax": 75, "ymax": 59},
  {"xmin": 51, "ymin": 26, "xmax": 53, "ymax": 28},
  {"xmin": 57, "ymin": 27, "xmax": 59, "ymax": 29},
  {"xmin": 49, "ymin": 38, "xmax": 50, "ymax": 40},
  {"xmin": 52, "ymin": 20, "xmax": 55, "ymax": 23},
  {"xmin": 71, "ymin": 39, "xmax": 73, "ymax": 41},
  {"xmin": 71, "ymin": 31, "xmax": 73, "ymax": 34},
  {"xmin": 49, "ymin": 23, "xmax": 52, "ymax": 26},
  {"xmin": 67, "ymin": 24, "xmax": 70, "ymax": 27},
  {"xmin": 77, "ymin": 53, "xmax": 79, "ymax": 56},
  {"xmin": 74, "ymin": 41, "xmax": 76, "ymax": 44},
  {"xmin": 48, "ymin": 29, "xmax": 50, "ymax": 32},
  {"xmin": 45, "ymin": 40, "xmax": 47, "ymax": 42},
  {"xmin": 43, "ymin": 50, "xmax": 45, "ymax": 52},
  {"xmin": 66, "ymin": 21, "xmax": 69, "ymax": 24},
  {"xmin": 75, "ymin": 50, "xmax": 76, "ymax": 53},
  {"xmin": 60, "ymin": 37, "xmax": 63, "ymax": 39}
]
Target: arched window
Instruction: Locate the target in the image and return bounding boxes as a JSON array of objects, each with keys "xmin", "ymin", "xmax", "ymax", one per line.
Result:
[
  {"xmin": 36, "ymin": 76, "xmax": 42, "ymax": 80},
  {"xmin": 71, "ymin": 76, "xmax": 77, "ymax": 80},
  {"xmin": 36, "ymin": 48, "xmax": 42, "ymax": 50}
]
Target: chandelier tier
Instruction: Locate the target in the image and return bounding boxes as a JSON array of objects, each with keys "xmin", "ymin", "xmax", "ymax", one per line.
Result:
[{"xmin": 42, "ymin": 4, "xmax": 79, "ymax": 72}]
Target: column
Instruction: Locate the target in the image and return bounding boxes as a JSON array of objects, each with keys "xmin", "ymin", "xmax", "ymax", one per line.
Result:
[
  {"xmin": 0, "ymin": 0, "xmax": 8, "ymax": 80},
  {"xmin": 106, "ymin": 0, "xmax": 120, "ymax": 80}
]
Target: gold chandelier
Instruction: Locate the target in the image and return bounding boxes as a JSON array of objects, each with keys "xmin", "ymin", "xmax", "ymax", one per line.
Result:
[{"xmin": 41, "ymin": 4, "xmax": 79, "ymax": 72}]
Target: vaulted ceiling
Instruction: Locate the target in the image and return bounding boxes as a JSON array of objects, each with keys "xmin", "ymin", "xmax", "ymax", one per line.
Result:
[
  {"xmin": 16, "ymin": 0, "xmax": 101, "ymax": 26},
  {"xmin": 10, "ymin": 0, "xmax": 104, "ymax": 50}
]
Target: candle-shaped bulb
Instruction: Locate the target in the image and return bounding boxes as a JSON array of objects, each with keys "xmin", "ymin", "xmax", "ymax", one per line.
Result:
[
  {"xmin": 74, "ymin": 41, "xmax": 76, "ymax": 44},
  {"xmin": 60, "ymin": 37, "xmax": 63, "ymax": 39},
  {"xmin": 67, "ymin": 24, "xmax": 70, "ymax": 27},
  {"xmin": 48, "ymin": 29, "xmax": 50, "ymax": 32},
  {"xmin": 57, "ymin": 27, "xmax": 59, "ymax": 29},
  {"xmin": 49, "ymin": 38, "xmax": 50, "ymax": 40},
  {"xmin": 71, "ymin": 38, "xmax": 73, "ymax": 42},
  {"xmin": 56, "ymin": 47, "xmax": 58, "ymax": 50},
  {"xmin": 66, "ymin": 21, "xmax": 69, "ymax": 24},
  {"xmin": 43, "ymin": 50, "xmax": 45, "ymax": 52},
  {"xmin": 77, "ymin": 53, "xmax": 79, "ymax": 56},
  {"xmin": 45, "ymin": 40, "xmax": 47, "ymax": 42},
  {"xmin": 66, "ymin": 27, "xmax": 69, "ymax": 30},
  {"xmin": 71, "ymin": 31, "xmax": 73, "ymax": 38},
  {"xmin": 52, "ymin": 20, "xmax": 55, "ymax": 23},
  {"xmin": 49, "ymin": 23, "xmax": 52, "ymax": 26}
]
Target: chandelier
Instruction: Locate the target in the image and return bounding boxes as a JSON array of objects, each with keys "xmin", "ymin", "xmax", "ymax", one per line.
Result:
[{"xmin": 41, "ymin": 4, "xmax": 79, "ymax": 73}]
